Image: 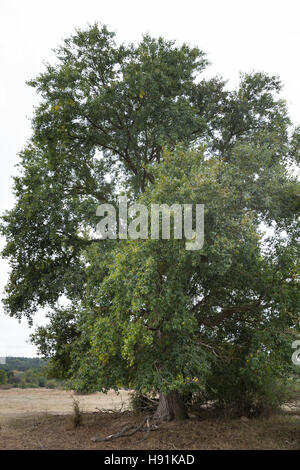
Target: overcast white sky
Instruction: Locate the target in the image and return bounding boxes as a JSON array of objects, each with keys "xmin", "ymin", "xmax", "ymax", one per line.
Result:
[{"xmin": 0, "ymin": 0, "xmax": 299, "ymax": 357}]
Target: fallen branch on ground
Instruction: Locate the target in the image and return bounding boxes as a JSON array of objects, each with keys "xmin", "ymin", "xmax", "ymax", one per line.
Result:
[
  {"xmin": 91, "ymin": 416, "xmax": 150, "ymax": 442},
  {"xmin": 91, "ymin": 415, "xmax": 162, "ymax": 443}
]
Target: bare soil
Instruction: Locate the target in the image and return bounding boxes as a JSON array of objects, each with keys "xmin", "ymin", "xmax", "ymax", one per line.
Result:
[{"xmin": 0, "ymin": 388, "xmax": 299, "ymax": 450}]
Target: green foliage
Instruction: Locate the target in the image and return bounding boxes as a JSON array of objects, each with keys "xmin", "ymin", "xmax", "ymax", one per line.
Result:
[
  {"xmin": 0, "ymin": 357, "xmax": 62, "ymax": 389},
  {"xmin": 206, "ymin": 344, "xmax": 295, "ymax": 416},
  {"xmin": 38, "ymin": 376, "xmax": 47, "ymax": 387},
  {"xmin": 0, "ymin": 357, "xmax": 47, "ymax": 372},
  {"xmin": 0, "ymin": 24, "xmax": 209, "ymax": 321},
  {"xmin": 0, "ymin": 369, "xmax": 7, "ymax": 385},
  {"xmin": 68, "ymin": 147, "xmax": 299, "ymax": 398},
  {"xmin": 1, "ymin": 23, "xmax": 299, "ymax": 408},
  {"xmin": 45, "ymin": 379, "xmax": 58, "ymax": 389}
]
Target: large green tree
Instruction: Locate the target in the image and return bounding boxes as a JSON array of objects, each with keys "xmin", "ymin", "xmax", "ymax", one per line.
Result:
[
  {"xmin": 37, "ymin": 144, "xmax": 298, "ymax": 419},
  {"xmin": 2, "ymin": 24, "xmax": 299, "ymax": 419}
]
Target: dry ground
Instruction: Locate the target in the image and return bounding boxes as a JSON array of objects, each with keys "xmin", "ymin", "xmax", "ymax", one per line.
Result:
[
  {"xmin": 0, "ymin": 388, "xmax": 299, "ymax": 450},
  {"xmin": 0, "ymin": 387, "xmax": 131, "ymax": 422}
]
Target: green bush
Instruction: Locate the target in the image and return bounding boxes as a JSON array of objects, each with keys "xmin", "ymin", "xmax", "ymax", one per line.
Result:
[
  {"xmin": 46, "ymin": 380, "xmax": 57, "ymax": 389},
  {"xmin": 24, "ymin": 382, "xmax": 38, "ymax": 388},
  {"xmin": 38, "ymin": 376, "xmax": 46, "ymax": 387},
  {"xmin": 0, "ymin": 369, "xmax": 7, "ymax": 385},
  {"xmin": 205, "ymin": 358, "xmax": 289, "ymax": 417},
  {"xmin": 8, "ymin": 374, "xmax": 22, "ymax": 386}
]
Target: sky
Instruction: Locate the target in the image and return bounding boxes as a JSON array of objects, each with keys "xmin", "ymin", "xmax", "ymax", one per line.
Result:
[{"xmin": 0, "ymin": 0, "xmax": 299, "ymax": 357}]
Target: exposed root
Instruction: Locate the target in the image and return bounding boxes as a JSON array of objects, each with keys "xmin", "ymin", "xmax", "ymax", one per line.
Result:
[{"xmin": 132, "ymin": 417, "xmax": 151, "ymax": 444}]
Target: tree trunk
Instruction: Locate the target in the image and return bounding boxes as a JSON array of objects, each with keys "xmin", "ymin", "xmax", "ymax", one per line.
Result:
[{"xmin": 154, "ymin": 391, "xmax": 189, "ymax": 421}]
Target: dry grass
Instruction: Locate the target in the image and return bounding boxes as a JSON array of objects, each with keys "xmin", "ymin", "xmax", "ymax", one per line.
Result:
[
  {"xmin": 0, "ymin": 388, "xmax": 299, "ymax": 450},
  {"xmin": 0, "ymin": 387, "xmax": 131, "ymax": 424},
  {"xmin": 0, "ymin": 409, "xmax": 299, "ymax": 450}
]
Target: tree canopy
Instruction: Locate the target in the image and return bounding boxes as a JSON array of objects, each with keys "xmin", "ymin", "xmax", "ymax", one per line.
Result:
[{"xmin": 1, "ymin": 23, "xmax": 299, "ymax": 419}]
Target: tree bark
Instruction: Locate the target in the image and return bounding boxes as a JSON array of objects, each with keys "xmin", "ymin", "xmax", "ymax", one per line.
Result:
[{"xmin": 154, "ymin": 391, "xmax": 189, "ymax": 421}]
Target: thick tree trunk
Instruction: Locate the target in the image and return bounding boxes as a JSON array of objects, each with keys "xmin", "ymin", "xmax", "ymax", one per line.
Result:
[{"xmin": 154, "ymin": 391, "xmax": 189, "ymax": 421}]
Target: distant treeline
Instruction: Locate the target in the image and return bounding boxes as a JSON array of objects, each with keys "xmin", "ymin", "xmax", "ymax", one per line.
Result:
[
  {"xmin": 0, "ymin": 357, "xmax": 63, "ymax": 389},
  {"xmin": 0, "ymin": 357, "xmax": 47, "ymax": 372}
]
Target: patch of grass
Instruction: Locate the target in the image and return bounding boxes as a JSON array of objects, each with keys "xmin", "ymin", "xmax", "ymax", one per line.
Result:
[{"xmin": 1, "ymin": 410, "xmax": 300, "ymax": 450}]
